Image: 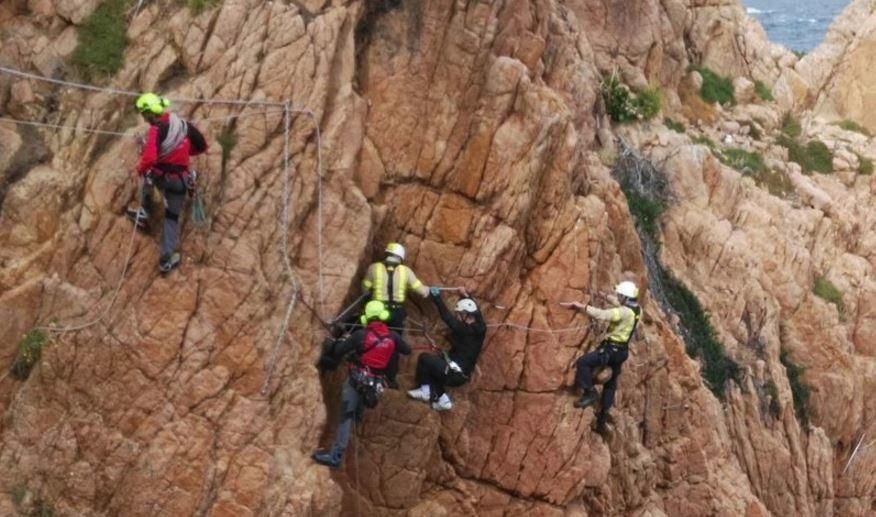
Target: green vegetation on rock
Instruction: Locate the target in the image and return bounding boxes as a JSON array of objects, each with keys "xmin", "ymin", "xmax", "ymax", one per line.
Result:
[
  {"xmin": 71, "ymin": 0, "xmax": 131, "ymax": 80},
  {"xmin": 10, "ymin": 329, "xmax": 47, "ymax": 380},
  {"xmin": 780, "ymin": 349, "xmax": 811, "ymax": 425},
  {"xmin": 665, "ymin": 118, "xmax": 685, "ymax": 133},
  {"xmin": 694, "ymin": 67, "xmax": 735, "ymax": 106},
  {"xmin": 754, "ymin": 80, "xmax": 774, "ymax": 102},
  {"xmin": 601, "ymin": 76, "xmax": 662, "ymax": 123}
]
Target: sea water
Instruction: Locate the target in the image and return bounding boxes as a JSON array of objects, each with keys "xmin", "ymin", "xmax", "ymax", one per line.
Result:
[{"xmin": 744, "ymin": 0, "xmax": 853, "ymax": 52}]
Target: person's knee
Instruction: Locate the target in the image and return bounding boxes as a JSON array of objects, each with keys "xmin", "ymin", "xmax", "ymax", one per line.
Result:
[{"xmin": 165, "ymin": 209, "xmax": 180, "ymax": 222}]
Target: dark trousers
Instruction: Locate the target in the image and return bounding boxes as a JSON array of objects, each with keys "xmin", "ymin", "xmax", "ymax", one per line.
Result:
[
  {"xmin": 142, "ymin": 174, "xmax": 186, "ymax": 259},
  {"xmin": 330, "ymin": 377, "xmax": 361, "ymax": 455},
  {"xmin": 384, "ymin": 305, "xmax": 406, "ymax": 382},
  {"xmin": 575, "ymin": 343, "xmax": 629, "ymax": 423},
  {"xmin": 415, "ymin": 353, "xmax": 467, "ymax": 401}
]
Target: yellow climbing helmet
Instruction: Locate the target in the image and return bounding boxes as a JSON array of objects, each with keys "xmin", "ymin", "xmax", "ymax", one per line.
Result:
[
  {"xmin": 360, "ymin": 300, "xmax": 390, "ymax": 326},
  {"xmin": 135, "ymin": 92, "xmax": 169, "ymax": 115}
]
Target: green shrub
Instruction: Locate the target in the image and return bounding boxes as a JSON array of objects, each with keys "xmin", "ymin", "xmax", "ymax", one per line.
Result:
[
  {"xmin": 637, "ymin": 87, "xmax": 662, "ymax": 120},
  {"xmin": 778, "ymin": 135, "xmax": 834, "ymax": 174},
  {"xmin": 622, "ymin": 188, "xmax": 665, "ymax": 242},
  {"xmin": 834, "ymin": 119, "xmax": 871, "ymax": 136},
  {"xmin": 217, "ymin": 127, "xmax": 236, "ymax": 164},
  {"xmin": 187, "ymin": 0, "xmax": 219, "ymax": 13},
  {"xmin": 754, "ymin": 80, "xmax": 774, "ymax": 102},
  {"xmin": 692, "ymin": 135, "xmax": 716, "ymax": 149},
  {"xmin": 661, "ymin": 272, "xmax": 741, "ymax": 399},
  {"xmin": 802, "ymin": 140, "xmax": 833, "ymax": 174},
  {"xmin": 792, "ymin": 49, "xmax": 806, "ymax": 59},
  {"xmin": 695, "ymin": 67, "xmax": 735, "ymax": 105},
  {"xmin": 71, "ymin": 0, "xmax": 131, "ymax": 80},
  {"xmin": 780, "ymin": 350, "xmax": 811, "ymax": 425},
  {"xmin": 10, "ymin": 330, "xmax": 47, "ymax": 380},
  {"xmin": 856, "ymin": 152, "xmax": 874, "ymax": 175},
  {"xmin": 813, "ymin": 276, "xmax": 844, "ymax": 315},
  {"xmin": 601, "ymin": 77, "xmax": 662, "ymax": 123},
  {"xmin": 781, "ymin": 114, "xmax": 802, "ymax": 138},
  {"xmin": 749, "ymin": 167, "xmax": 794, "ymax": 198},
  {"xmin": 719, "ymin": 148, "xmax": 767, "ymax": 173},
  {"xmin": 665, "ymin": 118, "xmax": 685, "ymax": 133}
]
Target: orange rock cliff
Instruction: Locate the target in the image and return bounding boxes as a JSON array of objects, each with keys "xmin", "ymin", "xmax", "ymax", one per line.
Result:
[{"xmin": 1, "ymin": 0, "xmax": 875, "ymax": 515}]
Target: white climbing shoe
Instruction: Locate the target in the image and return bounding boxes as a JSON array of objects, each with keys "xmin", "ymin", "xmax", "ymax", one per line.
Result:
[
  {"xmin": 431, "ymin": 394, "xmax": 453, "ymax": 411},
  {"xmin": 407, "ymin": 385, "xmax": 431, "ymax": 402}
]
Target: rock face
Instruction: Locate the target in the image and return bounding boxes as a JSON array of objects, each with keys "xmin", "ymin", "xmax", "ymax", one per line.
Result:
[{"xmin": 0, "ymin": 0, "xmax": 875, "ymax": 516}]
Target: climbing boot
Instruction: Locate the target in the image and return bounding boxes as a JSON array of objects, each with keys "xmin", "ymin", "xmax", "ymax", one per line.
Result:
[
  {"xmin": 159, "ymin": 252, "xmax": 181, "ymax": 274},
  {"xmin": 594, "ymin": 419, "xmax": 610, "ymax": 436},
  {"xmin": 574, "ymin": 390, "xmax": 598, "ymax": 409},
  {"xmin": 125, "ymin": 207, "xmax": 150, "ymax": 232},
  {"xmin": 311, "ymin": 449, "xmax": 342, "ymax": 469}
]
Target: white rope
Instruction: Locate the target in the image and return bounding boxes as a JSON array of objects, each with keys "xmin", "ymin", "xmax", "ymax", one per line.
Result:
[
  {"xmin": 0, "ymin": 116, "xmax": 133, "ymax": 137},
  {"xmin": 260, "ymin": 102, "xmax": 300, "ymax": 396},
  {"xmin": 843, "ymin": 432, "xmax": 866, "ymax": 475},
  {"xmin": 0, "ymin": 65, "xmax": 284, "ymax": 107}
]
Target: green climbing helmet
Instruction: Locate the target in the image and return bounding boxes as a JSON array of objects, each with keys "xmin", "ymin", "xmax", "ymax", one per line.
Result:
[
  {"xmin": 360, "ymin": 300, "xmax": 390, "ymax": 325},
  {"xmin": 135, "ymin": 92, "xmax": 169, "ymax": 115}
]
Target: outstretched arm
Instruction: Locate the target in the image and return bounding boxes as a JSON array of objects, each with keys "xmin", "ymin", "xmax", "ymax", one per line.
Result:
[{"xmin": 430, "ymin": 289, "xmax": 465, "ymax": 333}]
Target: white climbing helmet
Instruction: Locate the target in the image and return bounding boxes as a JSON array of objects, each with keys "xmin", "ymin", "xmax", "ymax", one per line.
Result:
[
  {"xmin": 385, "ymin": 242, "xmax": 406, "ymax": 261},
  {"xmin": 455, "ymin": 298, "xmax": 478, "ymax": 313},
  {"xmin": 615, "ymin": 281, "xmax": 639, "ymax": 299}
]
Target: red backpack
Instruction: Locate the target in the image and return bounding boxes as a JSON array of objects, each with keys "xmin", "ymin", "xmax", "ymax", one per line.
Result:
[{"xmin": 359, "ymin": 322, "xmax": 395, "ymax": 371}]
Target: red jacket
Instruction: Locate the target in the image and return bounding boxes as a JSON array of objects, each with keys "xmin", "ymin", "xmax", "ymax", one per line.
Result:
[{"xmin": 137, "ymin": 113, "xmax": 208, "ymax": 176}]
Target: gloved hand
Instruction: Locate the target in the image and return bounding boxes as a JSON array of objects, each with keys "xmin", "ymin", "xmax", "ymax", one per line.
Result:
[{"xmin": 429, "ymin": 287, "xmax": 441, "ymax": 297}]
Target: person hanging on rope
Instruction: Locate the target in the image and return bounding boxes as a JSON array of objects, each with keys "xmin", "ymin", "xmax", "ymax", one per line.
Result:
[
  {"xmin": 360, "ymin": 242, "xmax": 431, "ymax": 387},
  {"xmin": 562, "ymin": 280, "xmax": 642, "ymax": 435},
  {"xmin": 407, "ymin": 287, "xmax": 486, "ymax": 411},
  {"xmin": 313, "ymin": 300, "xmax": 411, "ymax": 469},
  {"xmin": 127, "ymin": 92, "xmax": 208, "ymax": 274}
]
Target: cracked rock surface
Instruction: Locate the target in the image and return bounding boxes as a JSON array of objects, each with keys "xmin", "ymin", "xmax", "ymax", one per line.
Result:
[{"xmin": 0, "ymin": 0, "xmax": 875, "ymax": 515}]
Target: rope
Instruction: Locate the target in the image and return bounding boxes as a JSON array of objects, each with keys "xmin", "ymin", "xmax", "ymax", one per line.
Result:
[
  {"xmin": 0, "ymin": 65, "xmax": 285, "ymax": 107},
  {"xmin": 260, "ymin": 103, "xmax": 298, "ymax": 396},
  {"xmin": 0, "ymin": 109, "xmax": 288, "ymax": 137},
  {"xmin": 0, "ymin": 116, "xmax": 133, "ymax": 137}
]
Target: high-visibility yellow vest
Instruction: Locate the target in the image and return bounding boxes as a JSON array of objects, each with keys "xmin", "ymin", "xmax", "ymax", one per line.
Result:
[
  {"xmin": 605, "ymin": 305, "xmax": 642, "ymax": 345},
  {"xmin": 362, "ymin": 262, "xmax": 423, "ymax": 303}
]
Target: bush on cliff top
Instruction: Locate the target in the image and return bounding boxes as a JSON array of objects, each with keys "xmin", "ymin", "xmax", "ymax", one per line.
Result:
[{"xmin": 71, "ymin": 0, "xmax": 131, "ymax": 80}]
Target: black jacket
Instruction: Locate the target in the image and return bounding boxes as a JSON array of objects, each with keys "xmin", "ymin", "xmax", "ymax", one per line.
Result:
[{"xmin": 431, "ymin": 293, "xmax": 486, "ymax": 376}]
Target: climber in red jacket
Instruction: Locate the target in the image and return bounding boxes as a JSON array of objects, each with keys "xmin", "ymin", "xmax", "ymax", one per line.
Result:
[
  {"xmin": 127, "ymin": 92, "xmax": 208, "ymax": 274},
  {"xmin": 313, "ymin": 300, "xmax": 411, "ymax": 469}
]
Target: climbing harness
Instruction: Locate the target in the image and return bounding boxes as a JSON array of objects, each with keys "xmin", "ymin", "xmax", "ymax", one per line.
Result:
[{"xmin": 349, "ymin": 366, "xmax": 386, "ymax": 409}]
